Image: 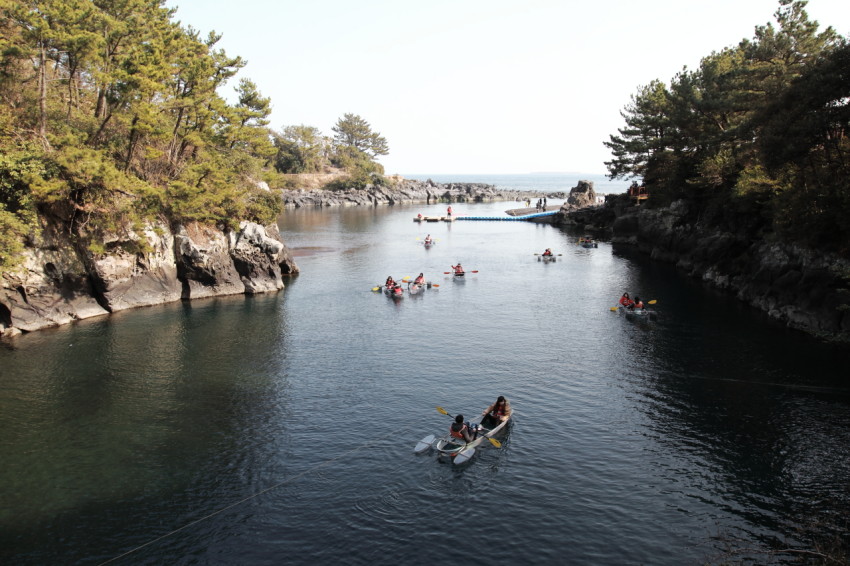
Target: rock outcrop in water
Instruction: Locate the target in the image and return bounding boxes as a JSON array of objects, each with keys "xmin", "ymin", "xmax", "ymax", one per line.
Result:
[
  {"xmin": 1, "ymin": 219, "xmax": 298, "ymax": 336},
  {"xmin": 555, "ymin": 196, "xmax": 850, "ymax": 340}
]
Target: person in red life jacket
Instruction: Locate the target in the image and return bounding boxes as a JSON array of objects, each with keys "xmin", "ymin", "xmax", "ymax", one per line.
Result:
[
  {"xmin": 424, "ymin": 234, "xmax": 433, "ymax": 245},
  {"xmin": 631, "ymin": 296, "xmax": 644, "ymax": 310},
  {"xmin": 450, "ymin": 414, "xmax": 477, "ymax": 443},
  {"xmin": 452, "ymin": 263, "xmax": 464, "ymax": 275},
  {"xmin": 481, "ymin": 395, "xmax": 511, "ymax": 428},
  {"xmin": 542, "ymin": 248, "xmax": 553, "ymax": 257},
  {"xmin": 392, "ymin": 283, "xmax": 403, "ymax": 296},
  {"xmin": 447, "ymin": 206, "xmax": 453, "ymax": 217},
  {"xmin": 414, "ymin": 273, "xmax": 425, "ymax": 286},
  {"xmin": 619, "ymin": 292, "xmax": 633, "ymax": 308},
  {"xmin": 385, "ymin": 276, "xmax": 395, "ymax": 289}
]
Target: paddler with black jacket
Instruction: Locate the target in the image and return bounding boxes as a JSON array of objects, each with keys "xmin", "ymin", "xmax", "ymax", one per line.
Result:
[{"xmin": 450, "ymin": 414, "xmax": 477, "ymax": 443}]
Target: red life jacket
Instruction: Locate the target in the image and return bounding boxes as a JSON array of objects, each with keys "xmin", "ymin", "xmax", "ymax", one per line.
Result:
[
  {"xmin": 450, "ymin": 423, "xmax": 467, "ymax": 440},
  {"xmin": 619, "ymin": 297, "xmax": 633, "ymax": 307},
  {"xmin": 453, "ymin": 266, "xmax": 464, "ymax": 274}
]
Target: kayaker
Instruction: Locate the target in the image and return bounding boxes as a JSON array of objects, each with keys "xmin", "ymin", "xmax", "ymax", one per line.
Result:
[
  {"xmin": 452, "ymin": 263, "xmax": 464, "ymax": 275},
  {"xmin": 414, "ymin": 273, "xmax": 425, "ymax": 286},
  {"xmin": 619, "ymin": 292, "xmax": 633, "ymax": 308},
  {"xmin": 631, "ymin": 296, "xmax": 644, "ymax": 310},
  {"xmin": 450, "ymin": 414, "xmax": 477, "ymax": 443},
  {"xmin": 481, "ymin": 396, "xmax": 511, "ymax": 427},
  {"xmin": 424, "ymin": 234, "xmax": 433, "ymax": 245},
  {"xmin": 542, "ymin": 248, "xmax": 553, "ymax": 257},
  {"xmin": 392, "ymin": 283, "xmax": 403, "ymax": 296},
  {"xmin": 385, "ymin": 276, "xmax": 395, "ymax": 288}
]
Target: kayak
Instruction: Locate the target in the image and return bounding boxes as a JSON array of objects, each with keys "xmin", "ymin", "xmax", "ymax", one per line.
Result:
[
  {"xmin": 408, "ymin": 282, "xmax": 425, "ymax": 295},
  {"xmin": 539, "ymin": 255, "xmax": 556, "ymax": 262},
  {"xmin": 384, "ymin": 287, "xmax": 404, "ymax": 299},
  {"xmin": 415, "ymin": 415, "xmax": 510, "ymax": 465},
  {"xmin": 619, "ymin": 306, "xmax": 655, "ymax": 320}
]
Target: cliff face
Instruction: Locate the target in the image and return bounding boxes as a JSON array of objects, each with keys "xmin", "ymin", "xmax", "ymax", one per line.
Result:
[
  {"xmin": 558, "ymin": 199, "xmax": 850, "ymax": 339},
  {"xmin": 0, "ymin": 218, "xmax": 298, "ymax": 336}
]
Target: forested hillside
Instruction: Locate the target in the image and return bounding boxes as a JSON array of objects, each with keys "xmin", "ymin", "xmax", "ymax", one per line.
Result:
[
  {"xmin": 0, "ymin": 0, "xmax": 390, "ymax": 273},
  {"xmin": 605, "ymin": 0, "xmax": 849, "ymax": 256}
]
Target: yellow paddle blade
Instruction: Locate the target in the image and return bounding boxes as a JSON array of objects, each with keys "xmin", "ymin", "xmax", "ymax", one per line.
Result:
[
  {"xmin": 372, "ymin": 287, "xmax": 381, "ymax": 292},
  {"xmin": 487, "ymin": 437, "xmax": 502, "ymax": 448},
  {"xmin": 648, "ymin": 299, "xmax": 657, "ymax": 305},
  {"xmin": 610, "ymin": 306, "xmax": 619, "ymax": 311},
  {"xmin": 436, "ymin": 406, "xmax": 449, "ymax": 415}
]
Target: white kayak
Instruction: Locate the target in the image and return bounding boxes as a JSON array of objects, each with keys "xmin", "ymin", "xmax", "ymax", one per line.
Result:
[{"xmin": 415, "ymin": 415, "xmax": 509, "ymax": 465}]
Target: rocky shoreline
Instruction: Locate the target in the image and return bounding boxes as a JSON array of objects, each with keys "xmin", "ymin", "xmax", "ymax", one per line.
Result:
[
  {"xmin": 6, "ymin": 176, "xmax": 845, "ymax": 342},
  {"xmin": 282, "ymin": 178, "xmax": 560, "ymax": 207},
  {"xmin": 555, "ymin": 196, "xmax": 850, "ymax": 341},
  {"xmin": 1, "ymin": 219, "xmax": 299, "ymax": 337},
  {"xmin": 0, "ymin": 180, "xmax": 549, "ymax": 337}
]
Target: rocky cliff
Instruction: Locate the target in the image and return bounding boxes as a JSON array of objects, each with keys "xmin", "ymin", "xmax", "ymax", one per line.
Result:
[
  {"xmin": 556, "ymin": 198, "xmax": 850, "ymax": 340},
  {"xmin": 0, "ymin": 218, "xmax": 298, "ymax": 337}
]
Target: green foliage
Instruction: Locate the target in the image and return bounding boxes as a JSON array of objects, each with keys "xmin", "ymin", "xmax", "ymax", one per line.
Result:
[
  {"xmin": 331, "ymin": 113, "xmax": 389, "ymax": 158},
  {"xmin": 604, "ymin": 0, "xmax": 849, "ymax": 253},
  {"xmin": 0, "ymin": 203, "xmax": 28, "ymax": 272},
  {"xmin": 273, "ymin": 113, "xmax": 391, "ymax": 186},
  {"xmin": 0, "ymin": 0, "xmax": 291, "ymax": 256},
  {"xmin": 273, "ymin": 125, "xmax": 325, "ymax": 173}
]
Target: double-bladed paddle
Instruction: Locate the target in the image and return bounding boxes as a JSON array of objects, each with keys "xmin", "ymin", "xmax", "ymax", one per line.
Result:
[{"xmin": 609, "ymin": 299, "xmax": 657, "ymax": 311}]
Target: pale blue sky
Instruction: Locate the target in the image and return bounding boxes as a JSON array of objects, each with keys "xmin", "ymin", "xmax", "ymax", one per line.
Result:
[{"xmin": 166, "ymin": 0, "xmax": 848, "ymax": 175}]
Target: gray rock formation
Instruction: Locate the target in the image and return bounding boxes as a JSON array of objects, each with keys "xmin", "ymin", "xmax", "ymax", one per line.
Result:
[
  {"xmin": 1, "ymin": 219, "xmax": 298, "ymax": 336},
  {"xmin": 607, "ymin": 200, "xmax": 850, "ymax": 338},
  {"xmin": 561, "ymin": 180, "xmax": 597, "ymax": 210},
  {"xmin": 282, "ymin": 179, "xmax": 547, "ymax": 207}
]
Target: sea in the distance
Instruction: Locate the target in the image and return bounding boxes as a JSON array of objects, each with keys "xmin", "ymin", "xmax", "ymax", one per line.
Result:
[{"xmin": 402, "ymin": 172, "xmax": 630, "ymax": 195}]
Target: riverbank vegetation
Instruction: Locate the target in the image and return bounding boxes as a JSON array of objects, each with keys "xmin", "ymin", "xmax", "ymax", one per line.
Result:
[
  {"xmin": 604, "ymin": 0, "xmax": 849, "ymax": 256},
  {"xmin": 0, "ymin": 0, "xmax": 388, "ymax": 272}
]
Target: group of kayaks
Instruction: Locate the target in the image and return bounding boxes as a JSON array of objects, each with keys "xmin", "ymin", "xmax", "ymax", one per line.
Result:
[{"xmin": 375, "ymin": 277, "xmax": 435, "ymax": 299}]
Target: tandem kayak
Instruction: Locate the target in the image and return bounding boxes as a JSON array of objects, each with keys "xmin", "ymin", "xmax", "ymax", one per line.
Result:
[
  {"xmin": 415, "ymin": 415, "xmax": 509, "ymax": 465},
  {"xmin": 619, "ymin": 306, "xmax": 655, "ymax": 320},
  {"xmin": 538, "ymin": 255, "xmax": 556, "ymax": 262}
]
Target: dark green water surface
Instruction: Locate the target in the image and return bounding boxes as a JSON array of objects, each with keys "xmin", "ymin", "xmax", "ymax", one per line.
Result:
[{"xmin": 1, "ymin": 201, "xmax": 848, "ymax": 565}]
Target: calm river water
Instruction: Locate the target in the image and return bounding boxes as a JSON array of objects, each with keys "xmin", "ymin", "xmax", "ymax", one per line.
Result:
[{"xmin": 2, "ymin": 200, "xmax": 849, "ymax": 565}]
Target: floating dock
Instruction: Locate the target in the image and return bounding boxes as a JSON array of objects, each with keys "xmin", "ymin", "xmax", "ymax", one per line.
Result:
[
  {"xmin": 414, "ymin": 211, "xmax": 558, "ymax": 222},
  {"xmin": 414, "ymin": 216, "xmax": 455, "ymax": 222}
]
